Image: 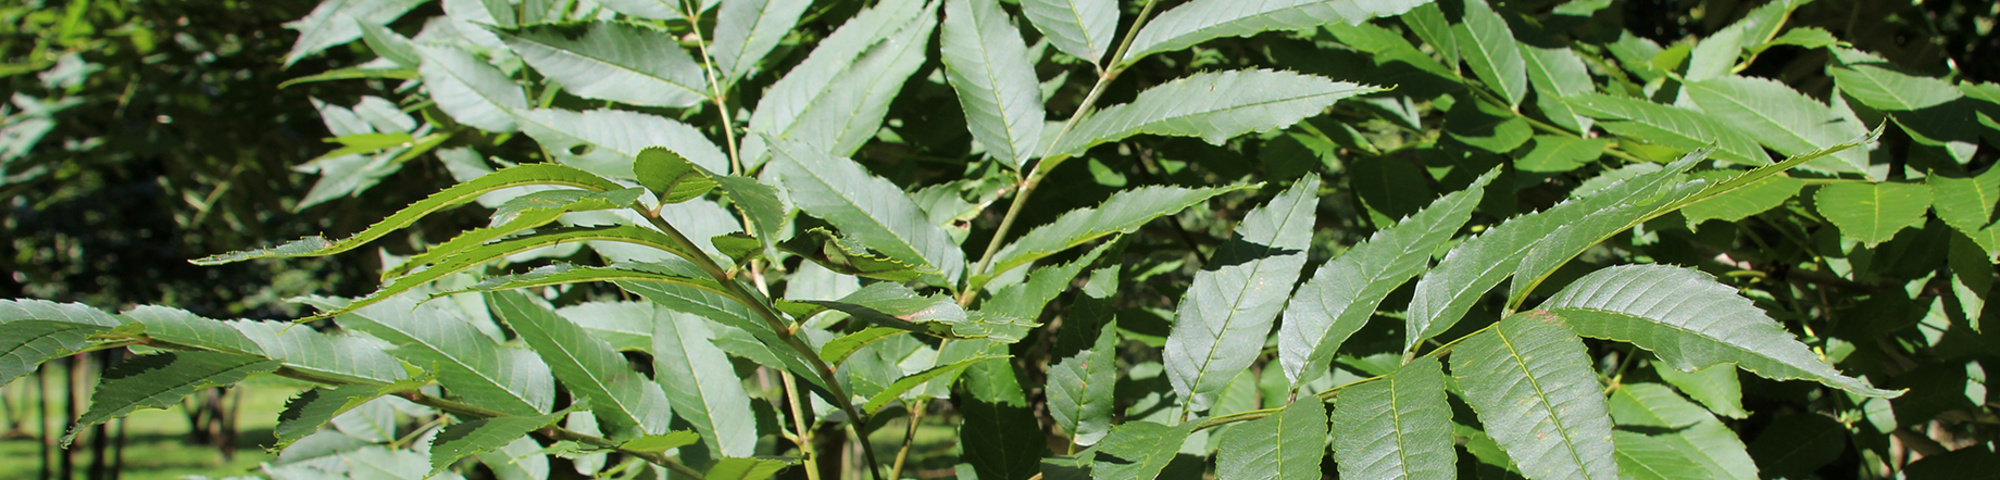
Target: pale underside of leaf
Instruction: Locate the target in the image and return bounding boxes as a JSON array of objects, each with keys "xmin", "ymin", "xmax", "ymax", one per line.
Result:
[
  {"xmin": 1048, "ymin": 69, "xmax": 1382, "ymax": 157},
  {"xmin": 1164, "ymin": 177, "xmax": 1318, "ymax": 413},
  {"xmin": 1121, "ymin": 0, "xmax": 1431, "ymax": 64},
  {"xmin": 1280, "ymin": 169, "xmax": 1492, "ymax": 388},
  {"xmin": 1017, "ymin": 0, "xmax": 1117, "ymax": 63},
  {"xmin": 416, "ymin": 44, "xmax": 528, "ymax": 133},
  {"xmin": 770, "ymin": 138, "xmax": 966, "ymax": 282},
  {"xmin": 712, "ymin": 0, "xmax": 814, "ymax": 82},
  {"xmin": 941, "ymin": 0, "xmax": 1046, "ymax": 169},
  {"xmin": 1451, "ymin": 312, "xmax": 1620, "ymax": 480},
  {"xmin": 1685, "ymin": 76, "xmax": 1869, "ymax": 174},
  {"xmin": 489, "ymin": 291, "xmax": 672, "ymax": 438},
  {"xmin": 1539, "ymin": 264, "xmax": 1900, "ymax": 397}
]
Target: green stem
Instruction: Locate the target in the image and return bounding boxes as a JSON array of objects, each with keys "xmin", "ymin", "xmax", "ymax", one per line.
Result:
[
  {"xmin": 779, "ymin": 371, "xmax": 822, "ymax": 480},
  {"xmin": 632, "ymin": 206, "xmax": 883, "ymax": 480},
  {"xmin": 1191, "ymin": 374, "xmax": 1386, "ymax": 432},
  {"xmin": 963, "ymin": 0, "xmax": 1161, "ymax": 294},
  {"xmin": 680, "ymin": 0, "xmax": 742, "ymax": 174},
  {"xmin": 398, "ymin": 391, "xmax": 708, "ymax": 479}
]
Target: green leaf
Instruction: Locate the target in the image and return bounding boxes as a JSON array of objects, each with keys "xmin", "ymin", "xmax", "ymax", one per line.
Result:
[
  {"xmin": 332, "ymin": 295, "xmax": 555, "ymax": 416},
  {"xmin": 804, "ymin": 282, "xmax": 976, "ymax": 338},
  {"xmin": 1444, "ymin": 94, "xmax": 1533, "ymax": 153},
  {"xmin": 283, "ymin": 0, "xmax": 428, "ymax": 66},
  {"xmin": 517, "ymin": 107, "xmax": 731, "ymax": 178},
  {"xmin": 1607, "ymin": 384, "xmax": 1757, "ymax": 480},
  {"xmin": 941, "ymin": 0, "xmax": 1045, "ymax": 170},
  {"xmin": 1655, "ymin": 364, "xmax": 1749, "ymax": 419},
  {"xmin": 1928, "ymin": 167, "xmax": 2000, "ymax": 259},
  {"xmin": 126, "ymin": 306, "xmax": 266, "ymax": 355},
  {"xmin": 1450, "ymin": 311, "xmax": 1620, "ymax": 480},
  {"xmin": 864, "ymin": 356, "xmax": 1001, "ymax": 414},
  {"xmin": 652, "ymin": 306, "xmax": 757, "ymax": 456},
  {"xmin": 430, "ymin": 413, "xmax": 565, "ymax": 475},
  {"xmin": 1164, "ymin": 177, "xmax": 1318, "ymax": 413},
  {"xmin": 1456, "ymin": 0, "xmax": 1528, "ymax": 106},
  {"xmin": 1401, "ymin": 3, "xmax": 1458, "ymax": 67},
  {"xmin": 193, "ymin": 163, "xmax": 622, "ymax": 265},
  {"xmin": 957, "ymin": 347, "xmax": 1043, "ymax": 480},
  {"xmin": 1685, "ymin": 76, "xmax": 1870, "ymax": 174},
  {"xmin": 821, "ymin": 327, "xmax": 910, "ymax": 365},
  {"xmin": 1407, "ymin": 154, "xmax": 1702, "ymax": 351},
  {"xmin": 1679, "ymin": 171, "xmax": 1803, "ymax": 229},
  {"xmin": 592, "ymin": 0, "xmax": 688, "ymax": 20},
  {"xmin": 1539, "ymin": 264, "xmax": 1900, "ymax": 397},
  {"xmin": 741, "ymin": 0, "xmax": 933, "ymax": 167},
  {"xmin": 1567, "ymin": 93, "xmax": 1767, "ymax": 165},
  {"xmin": 0, "ymin": 302, "xmax": 123, "ymax": 385},
  {"xmin": 489, "ymin": 291, "xmax": 673, "ymax": 438},
  {"xmin": 387, "ymin": 187, "xmax": 645, "ymax": 278},
  {"xmin": 1048, "ymin": 322, "xmax": 1118, "ymax": 446},
  {"xmin": 66, "ymin": 351, "xmax": 281, "ymax": 446},
  {"xmin": 1048, "ymin": 69, "xmax": 1382, "ymax": 156},
  {"xmin": 1280, "ymin": 170, "xmax": 1492, "ymax": 388},
  {"xmin": 448, "ymin": 263, "xmax": 724, "ymax": 300},
  {"xmin": 1516, "ymin": 136, "xmax": 1609, "ymax": 173},
  {"xmin": 495, "ymin": 21, "xmax": 707, "ymax": 108},
  {"xmin": 705, "ymin": 457, "xmax": 798, "ymax": 480},
  {"xmin": 1219, "ymin": 397, "xmax": 1326, "ymax": 480},
  {"xmin": 714, "ymin": 175, "xmax": 789, "ymax": 249},
  {"xmin": 635, "ymin": 147, "xmax": 718, "ymax": 204},
  {"xmin": 1521, "ymin": 45, "xmax": 1596, "ymax": 133},
  {"xmin": 321, "ymin": 226, "xmax": 700, "ymax": 319},
  {"xmin": 616, "ymin": 281, "xmax": 829, "ymax": 392},
  {"xmin": 1017, "ymin": 0, "xmax": 1117, "ymax": 63},
  {"xmin": 1683, "ymin": 23, "xmax": 1745, "ymax": 83},
  {"xmin": 980, "ymin": 242, "xmax": 1113, "ymax": 333},
  {"xmin": 1830, "ymin": 59, "xmax": 1962, "ymax": 111},
  {"xmin": 232, "ymin": 320, "xmax": 409, "ymax": 385},
  {"xmin": 416, "ymin": 44, "xmax": 527, "ymax": 132},
  {"xmin": 1091, "ymin": 421, "xmax": 1199, "ymax": 480},
  {"xmin": 770, "ymin": 138, "xmax": 966, "ymax": 282},
  {"xmin": 0, "ymin": 320, "xmax": 111, "ymax": 386},
  {"xmin": 987, "ymin": 184, "xmax": 1251, "ymax": 285},
  {"xmin": 712, "ymin": 0, "xmax": 814, "ymax": 82},
  {"xmin": 1333, "ymin": 356, "xmax": 1455, "ymax": 480},
  {"xmin": 1814, "ymin": 182, "xmax": 1933, "ymax": 247},
  {"xmin": 1119, "ymin": 0, "xmax": 1431, "ymax": 64},
  {"xmin": 621, "ymin": 430, "xmax": 702, "ymax": 453},
  {"xmin": 744, "ymin": 4, "xmax": 938, "ymax": 162},
  {"xmin": 275, "ymin": 385, "xmax": 388, "ymax": 448}
]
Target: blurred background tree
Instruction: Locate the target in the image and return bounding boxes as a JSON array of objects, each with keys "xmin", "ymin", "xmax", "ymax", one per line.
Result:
[{"xmin": 0, "ymin": 0, "xmax": 481, "ymax": 319}]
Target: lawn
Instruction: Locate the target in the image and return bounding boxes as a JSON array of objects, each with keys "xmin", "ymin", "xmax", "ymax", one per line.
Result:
[{"xmin": 1, "ymin": 366, "xmax": 298, "ymax": 480}]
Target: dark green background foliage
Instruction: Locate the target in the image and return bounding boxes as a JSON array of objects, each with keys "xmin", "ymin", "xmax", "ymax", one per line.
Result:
[{"xmin": 4, "ymin": 0, "xmax": 2000, "ymax": 479}]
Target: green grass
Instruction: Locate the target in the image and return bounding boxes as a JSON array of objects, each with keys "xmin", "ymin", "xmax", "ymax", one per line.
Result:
[{"xmin": 0, "ymin": 369, "xmax": 298, "ymax": 480}]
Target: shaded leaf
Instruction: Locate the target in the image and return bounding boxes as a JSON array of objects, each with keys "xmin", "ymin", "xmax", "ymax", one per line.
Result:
[
  {"xmin": 1814, "ymin": 182, "xmax": 1933, "ymax": 247},
  {"xmin": 1655, "ymin": 364, "xmax": 1748, "ymax": 419},
  {"xmin": 1456, "ymin": 0, "xmax": 1528, "ymax": 106},
  {"xmin": 1607, "ymin": 383, "xmax": 1756, "ymax": 480},
  {"xmin": 1048, "ymin": 323, "xmax": 1118, "ymax": 446},
  {"xmin": 635, "ymin": 147, "xmax": 718, "ymax": 204},
  {"xmin": 1091, "ymin": 421, "xmax": 1199, "ymax": 480},
  {"xmin": 67, "ymin": 352, "xmax": 281, "ymax": 445},
  {"xmin": 705, "ymin": 457, "xmax": 798, "ymax": 480},
  {"xmin": 430, "ymin": 413, "xmax": 564, "ymax": 475},
  {"xmin": 275, "ymin": 386, "xmax": 388, "ymax": 448}
]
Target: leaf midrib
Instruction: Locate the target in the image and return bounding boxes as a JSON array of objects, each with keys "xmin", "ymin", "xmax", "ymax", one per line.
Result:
[{"xmin": 1493, "ymin": 325, "xmax": 1594, "ymax": 478}]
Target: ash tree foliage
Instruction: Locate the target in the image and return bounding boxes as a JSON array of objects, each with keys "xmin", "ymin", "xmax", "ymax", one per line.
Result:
[{"xmin": 11, "ymin": 0, "xmax": 2000, "ymax": 478}]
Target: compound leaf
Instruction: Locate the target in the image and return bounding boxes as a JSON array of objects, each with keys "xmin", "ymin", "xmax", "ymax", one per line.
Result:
[{"xmin": 771, "ymin": 138, "xmax": 966, "ymax": 282}]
